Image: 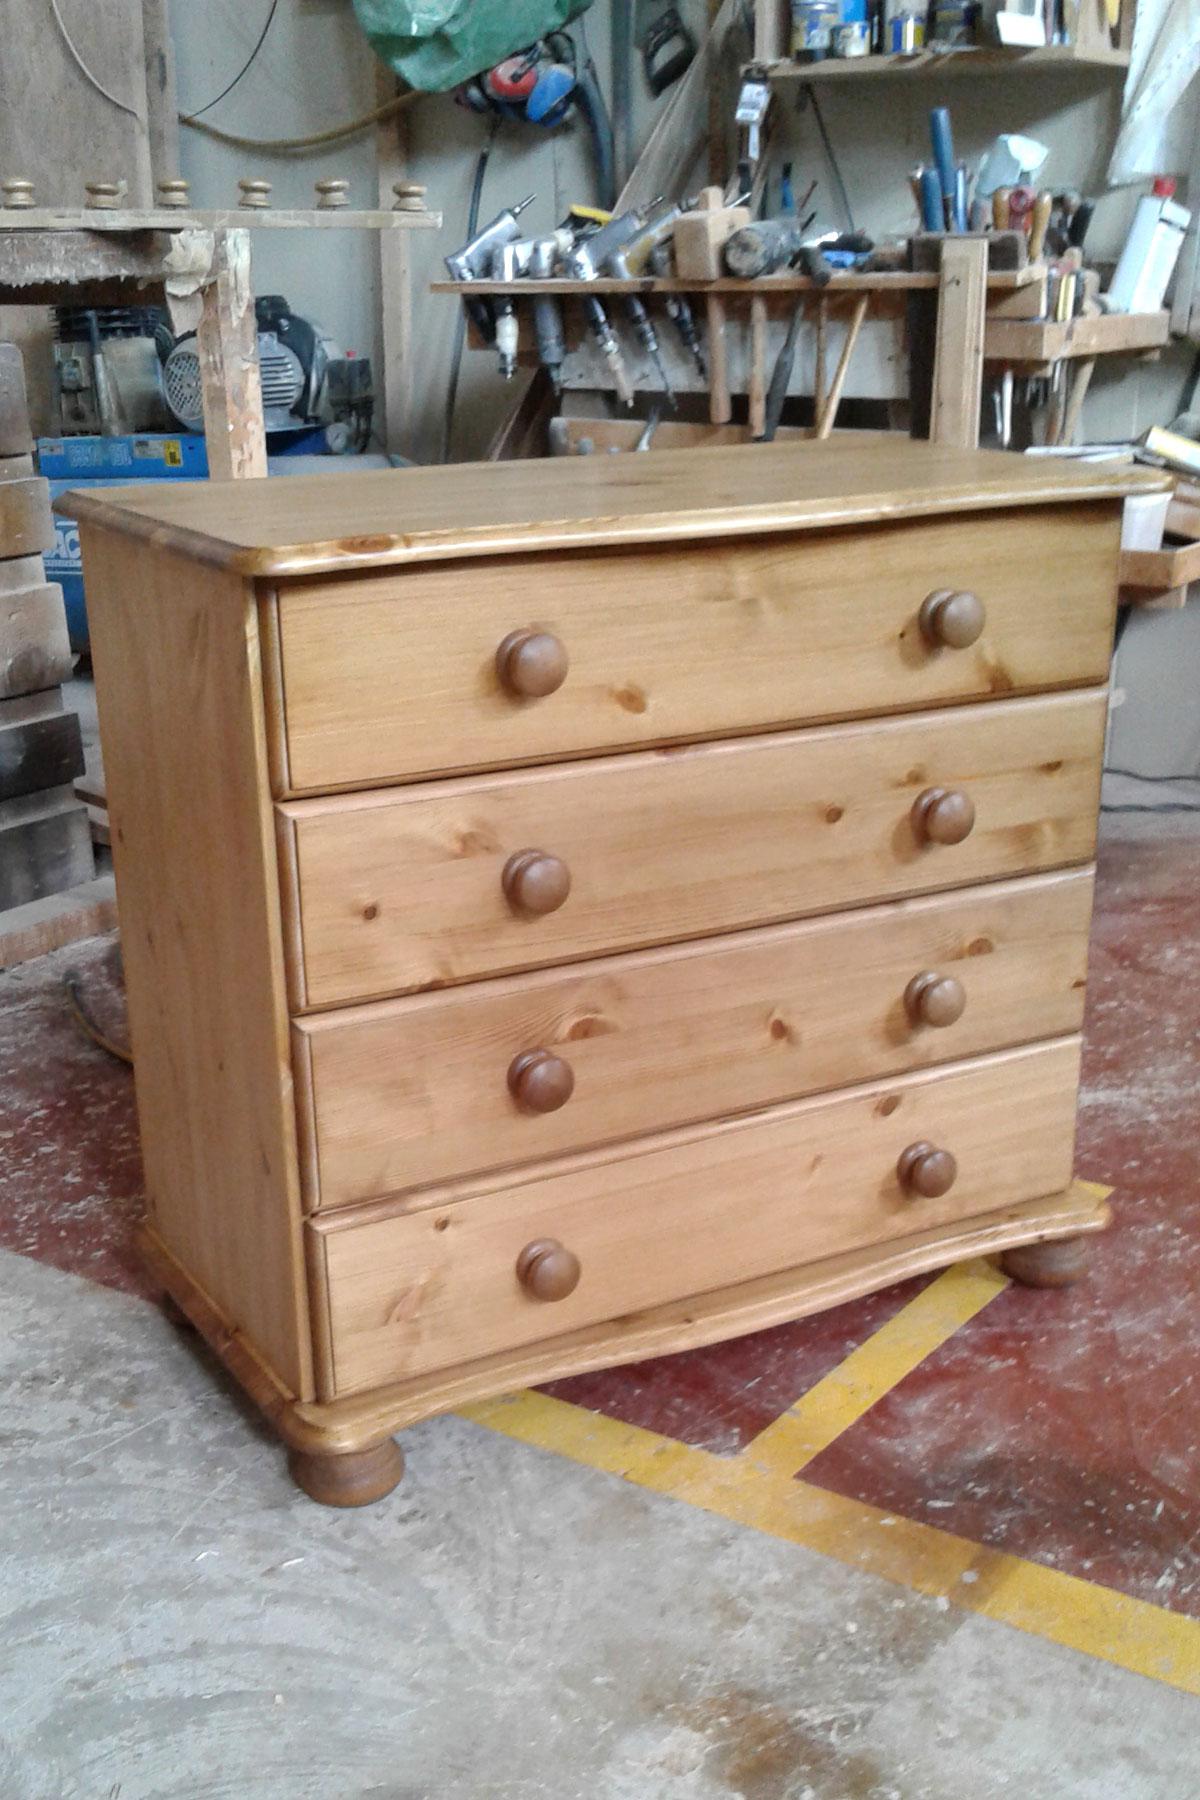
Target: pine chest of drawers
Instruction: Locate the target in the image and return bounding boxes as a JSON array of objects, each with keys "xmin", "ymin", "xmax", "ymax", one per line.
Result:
[{"xmin": 68, "ymin": 440, "xmax": 1162, "ymax": 1506}]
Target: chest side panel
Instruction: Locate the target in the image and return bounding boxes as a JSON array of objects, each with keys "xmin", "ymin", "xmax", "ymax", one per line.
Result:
[{"xmin": 80, "ymin": 525, "xmax": 312, "ymax": 1400}]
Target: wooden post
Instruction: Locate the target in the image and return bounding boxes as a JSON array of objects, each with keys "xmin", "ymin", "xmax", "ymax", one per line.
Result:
[
  {"xmin": 753, "ymin": 0, "xmax": 786, "ymax": 60},
  {"xmin": 376, "ymin": 69, "xmax": 413, "ymax": 458},
  {"xmin": 747, "ymin": 295, "xmax": 767, "ymax": 437},
  {"xmin": 196, "ymin": 230, "xmax": 267, "ymax": 481},
  {"xmin": 699, "ymin": 190, "xmax": 732, "ymax": 424},
  {"xmin": 930, "ymin": 237, "xmax": 988, "ymax": 449}
]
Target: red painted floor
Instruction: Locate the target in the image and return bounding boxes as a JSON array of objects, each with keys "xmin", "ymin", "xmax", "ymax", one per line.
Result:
[{"xmin": 2, "ymin": 816, "xmax": 1196, "ymax": 1615}]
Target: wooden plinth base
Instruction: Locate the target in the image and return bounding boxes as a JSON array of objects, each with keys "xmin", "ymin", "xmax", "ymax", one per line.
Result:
[
  {"xmin": 1000, "ymin": 1233, "xmax": 1090, "ymax": 1288},
  {"xmin": 137, "ymin": 1182, "xmax": 1110, "ymax": 1508}
]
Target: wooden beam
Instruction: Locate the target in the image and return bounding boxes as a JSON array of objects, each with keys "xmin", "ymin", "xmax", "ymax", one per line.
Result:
[
  {"xmin": 141, "ymin": 0, "xmax": 180, "ymax": 185},
  {"xmin": 196, "ymin": 231, "xmax": 267, "ymax": 481},
  {"xmin": 984, "ymin": 308, "xmax": 1170, "ymax": 365},
  {"xmin": 0, "ymin": 873, "xmax": 117, "ymax": 970},
  {"xmin": 754, "ymin": 0, "xmax": 787, "ymax": 61},
  {"xmin": 931, "ymin": 237, "xmax": 988, "ymax": 449}
]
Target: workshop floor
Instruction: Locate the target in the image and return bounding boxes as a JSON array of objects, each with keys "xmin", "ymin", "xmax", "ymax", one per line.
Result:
[{"xmin": 1, "ymin": 812, "xmax": 1197, "ymax": 1799}]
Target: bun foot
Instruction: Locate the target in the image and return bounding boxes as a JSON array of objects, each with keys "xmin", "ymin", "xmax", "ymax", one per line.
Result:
[
  {"xmin": 287, "ymin": 1438, "xmax": 405, "ymax": 1507},
  {"xmin": 1001, "ymin": 1234, "xmax": 1090, "ymax": 1290}
]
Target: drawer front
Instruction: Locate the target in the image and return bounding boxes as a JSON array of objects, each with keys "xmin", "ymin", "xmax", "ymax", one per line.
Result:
[
  {"xmin": 296, "ymin": 868, "xmax": 1094, "ymax": 1208},
  {"xmin": 280, "ymin": 689, "xmax": 1106, "ymax": 1009},
  {"xmin": 312, "ymin": 1039, "xmax": 1082, "ymax": 1396},
  {"xmin": 270, "ymin": 503, "xmax": 1118, "ymax": 794}
]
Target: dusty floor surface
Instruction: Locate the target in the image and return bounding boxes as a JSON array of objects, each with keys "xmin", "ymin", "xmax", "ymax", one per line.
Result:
[{"xmin": 0, "ymin": 812, "xmax": 1197, "ymax": 1798}]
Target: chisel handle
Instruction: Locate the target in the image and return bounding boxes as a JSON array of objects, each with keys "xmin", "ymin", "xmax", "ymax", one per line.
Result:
[{"xmin": 929, "ymin": 107, "xmax": 957, "ymax": 202}]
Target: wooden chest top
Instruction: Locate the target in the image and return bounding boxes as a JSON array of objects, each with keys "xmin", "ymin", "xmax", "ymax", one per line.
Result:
[{"xmin": 59, "ymin": 438, "xmax": 1166, "ymax": 579}]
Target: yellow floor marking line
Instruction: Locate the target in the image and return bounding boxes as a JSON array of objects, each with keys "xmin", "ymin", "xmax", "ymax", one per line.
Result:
[
  {"xmin": 460, "ymin": 1185, "xmax": 1200, "ymax": 1694},
  {"xmin": 745, "ymin": 1256, "xmax": 1010, "ymax": 1477},
  {"xmin": 461, "ymin": 1387, "xmax": 1200, "ymax": 1698}
]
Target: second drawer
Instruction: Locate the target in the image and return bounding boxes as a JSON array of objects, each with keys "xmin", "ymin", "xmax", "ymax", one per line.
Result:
[
  {"xmin": 279, "ymin": 689, "xmax": 1106, "ymax": 1008},
  {"xmin": 294, "ymin": 868, "xmax": 1095, "ymax": 1208}
]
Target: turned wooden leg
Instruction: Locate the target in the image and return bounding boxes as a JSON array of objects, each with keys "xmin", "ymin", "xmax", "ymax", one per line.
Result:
[
  {"xmin": 1001, "ymin": 1234, "xmax": 1090, "ymax": 1290},
  {"xmin": 287, "ymin": 1439, "xmax": 405, "ymax": 1508}
]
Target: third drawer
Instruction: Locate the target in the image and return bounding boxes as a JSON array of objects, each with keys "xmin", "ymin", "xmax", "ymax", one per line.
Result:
[
  {"xmin": 278, "ymin": 689, "xmax": 1107, "ymax": 1009},
  {"xmin": 293, "ymin": 868, "xmax": 1095, "ymax": 1209}
]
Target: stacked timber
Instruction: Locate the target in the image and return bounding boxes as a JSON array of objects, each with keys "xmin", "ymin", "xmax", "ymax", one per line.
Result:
[{"xmin": 0, "ymin": 344, "xmax": 94, "ymax": 912}]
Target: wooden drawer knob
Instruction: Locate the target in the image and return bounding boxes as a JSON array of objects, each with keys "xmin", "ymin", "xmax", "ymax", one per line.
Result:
[
  {"xmin": 912, "ymin": 786, "xmax": 975, "ymax": 846},
  {"xmin": 919, "ymin": 589, "xmax": 985, "ymax": 649},
  {"xmin": 904, "ymin": 971, "xmax": 966, "ymax": 1028},
  {"xmin": 508, "ymin": 1048, "xmax": 575, "ymax": 1113},
  {"xmin": 502, "ymin": 849, "xmax": 571, "ymax": 916},
  {"xmin": 517, "ymin": 1238, "xmax": 581, "ymax": 1301},
  {"xmin": 897, "ymin": 1140, "xmax": 958, "ymax": 1198},
  {"xmin": 496, "ymin": 628, "xmax": 569, "ymax": 697}
]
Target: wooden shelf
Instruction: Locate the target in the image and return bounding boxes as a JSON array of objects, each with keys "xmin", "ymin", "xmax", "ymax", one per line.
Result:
[
  {"xmin": 764, "ymin": 43, "xmax": 1129, "ymax": 82},
  {"xmin": 432, "ymin": 267, "xmax": 1041, "ymax": 297},
  {"xmin": 984, "ymin": 310, "xmax": 1170, "ymax": 366},
  {"xmin": 0, "ymin": 206, "xmax": 440, "ymax": 233},
  {"xmin": 1120, "ymin": 538, "xmax": 1200, "ymax": 592}
]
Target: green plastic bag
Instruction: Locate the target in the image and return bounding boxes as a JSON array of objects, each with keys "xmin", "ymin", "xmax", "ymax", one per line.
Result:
[{"xmin": 353, "ymin": 0, "xmax": 595, "ymax": 93}]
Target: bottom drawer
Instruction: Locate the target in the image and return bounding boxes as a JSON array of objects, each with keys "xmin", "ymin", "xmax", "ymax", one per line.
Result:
[{"xmin": 312, "ymin": 1038, "xmax": 1081, "ymax": 1398}]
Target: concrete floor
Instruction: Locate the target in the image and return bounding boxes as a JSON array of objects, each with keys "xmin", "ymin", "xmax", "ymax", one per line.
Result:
[{"xmin": 1, "ymin": 812, "xmax": 1198, "ymax": 1798}]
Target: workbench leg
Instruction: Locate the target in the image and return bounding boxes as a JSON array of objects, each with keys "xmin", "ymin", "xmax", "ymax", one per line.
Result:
[
  {"xmin": 197, "ymin": 229, "xmax": 267, "ymax": 481},
  {"xmin": 930, "ymin": 237, "xmax": 988, "ymax": 449}
]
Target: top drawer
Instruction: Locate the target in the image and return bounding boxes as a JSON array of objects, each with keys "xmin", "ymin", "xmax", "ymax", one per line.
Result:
[{"xmin": 264, "ymin": 503, "xmax": 1119, "ymax": 794}]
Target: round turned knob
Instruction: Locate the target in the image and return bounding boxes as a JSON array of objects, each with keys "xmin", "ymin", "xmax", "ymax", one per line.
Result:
[
  {"xmin": 502, "ymin": 849, "xmax": 571, "ymax": 916},
  {"xmin": 897, "ymin": 1140, "xmax": 958, "ymax": 1198},
  {"xmin": 516, "ymin": 1238, "xmax": 581, "ymax": 1301},
  {"xmin": 904, "ymin": 971, "xmax": 966, "ymax": 1029},
  {"xmin": 508, "ymin": 1048, "xmax": 575, "ymax": 1113},
  {"xmin": 496, "ymin": 628, "xmax": 569, "ymax": 698},
  {"xmin": 912, "ymin": 786, "xmax": 976, "ymax": 846},
  {"xmin": 919, "ymin": 589, "xmax": 986, "ymax": 649},
  {"xmin": 392, "ymin": 181, "xmax": 428, "ymax": 214}
]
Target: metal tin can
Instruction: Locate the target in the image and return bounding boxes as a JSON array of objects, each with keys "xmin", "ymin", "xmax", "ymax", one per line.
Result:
[
  {"xmin": 790, "ymin": 0, "xmax": 841, "ymax": 56},
  {"xmin": 834, "ymin": 20, "xmax": 870, "ymax": 53}
]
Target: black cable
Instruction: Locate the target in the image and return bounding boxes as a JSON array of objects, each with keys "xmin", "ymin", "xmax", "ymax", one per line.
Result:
[
  {"xmin": 186, "ymin": 0, "xmax": 280, "ymax": 120},
  {"xmin": 441, "ymin": 133, "xmax": 495, "ymax": 464},
  {"xmin": 805, "ymin": 85, "xmax": 855, "ymax": 233}
]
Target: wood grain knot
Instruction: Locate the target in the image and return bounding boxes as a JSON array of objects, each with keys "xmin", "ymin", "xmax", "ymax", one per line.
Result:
[
  {"xmin": 362, "ymin": 903, "xmax": 380, "ymax": 921},
  {"xmin": 612, "ymin": 684, "xmax": 648, "ymax": 714},
  {"xmin": 876, "ymin": 1094, "xmax": 901, "ymax": 1117},
  {"xmin": 563, "ymin": 1013, "xmax": 615, "ymax": 1040},
  {"xmin": 966, "ymin": 937, "xmax": 994, "ymax": 956},
  {"xmin": 824, "ymin": 804, "xmax": 844, "ymax": 824}
]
